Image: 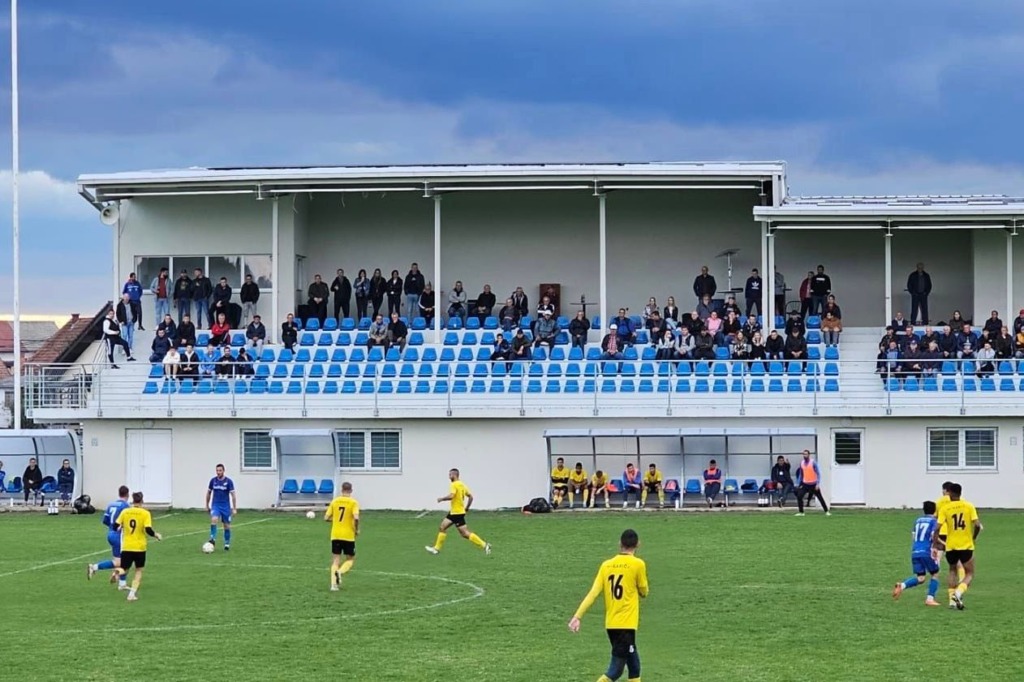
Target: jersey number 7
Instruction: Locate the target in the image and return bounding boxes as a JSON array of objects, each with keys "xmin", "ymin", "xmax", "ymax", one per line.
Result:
[
  {"xmin": 608, "ymin": 574, "xmax": 624, "ymax": 600},
  {"xmin": 336, "ymin": 506, "xmax": 345, "ymax": 520},
  {"xmin": 950, "ymin": 513, "xmax": 966, "ymax": 531}
]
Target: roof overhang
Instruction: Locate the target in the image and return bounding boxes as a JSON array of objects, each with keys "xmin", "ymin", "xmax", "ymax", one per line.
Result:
[
  {"xmin": 76, "ymin": 162, "xmax": 786, "ymax": 208},
  {"xmin": 755, "ymin": 196, "xmax": 1024, "ymax": 231}
]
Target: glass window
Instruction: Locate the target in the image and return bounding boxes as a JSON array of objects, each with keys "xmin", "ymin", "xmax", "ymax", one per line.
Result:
[
  {"xmin": 209, "ymin": 256, "xmax": 243, "ymax": 289},
  {"xmin": 336, "ymin": 431, "xmax": 366, "ymax": 469},
  {"xmin": 833, "ymin": 432, "xmax": 862, "ymax": 465},
  {"xmin": 244, "ymin": 255, "xmax": 273, "ymax": 289},
  {"xmin": 928, "ymin": 428, "xmax": 996, "ymax": 469},
  {"xmin": 134, "ymin": 257, "xmax": 169, "ymax": 289},
  {"xmin": 928, "ymin": 430, "xmax": 960, "ymax": 468},
  {"xmin": 173, "ymin": 256, "xmax": 206, "ymax": 279},
  {"xmin": 964, "ymin": 429, "xmax": 996, "ymax": 468},
  {"xmin": 241, "ymin": 431, "xmax": 274, "ymax": 470},
  {"xmin": 370, "ymin": 431, "xmax": 401, "ymax": 469}
]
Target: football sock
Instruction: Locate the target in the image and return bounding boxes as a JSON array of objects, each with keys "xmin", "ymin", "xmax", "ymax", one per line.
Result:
[
  {"xmin": 433, "ymin": 532, "xmax": 447, "ymax": 551},
  {"xmin": 957, "ymin": 566, "xmax": 966, "ymax": 582},
  {"xmin": 927, "ymin": 578, "xmax": 939, "ymax": 597},
  {"xmin": 224, "ymin": 529, "xmax": 231, "ymax": 545},
  {"xmin": 97, "ymin": 560, "xmax": 115, "ymax": 571},
  {"xmin": 468, "ymin": 533, "xmax": 487, "ymax": 549},
  {"xmin": 584, "ymin": 489, "xmax": 590, "ymax": 506},
  {"xmin": 947, "ymin": 588, "xmax": 955, "ymax": 602},
  {"xmin": 902, "ymin": 577, "xmax": 919, "ymax": 590},
  {"xmin": 568, "ymin": 491, "xmax": 575, "ymax": 506},
  {"xmin": 955, "ymin": 582, "xmax": 969, "ymax": 597},
  {"xmin": 209, "ymin": 524, "xmax": 218, "ymax": 541},
  {"xmin": 657, "ymin": 491, "xmax": 665, "ymax": 505},
  {"xmin": 339, "ymin": 559, "xmax": 354, "ymax": 575}
]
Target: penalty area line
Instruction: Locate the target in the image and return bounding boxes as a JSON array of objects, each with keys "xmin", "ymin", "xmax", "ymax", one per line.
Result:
[{"xmin": 0, "ymin": 517, "xmax": 272, "ymax": 580}]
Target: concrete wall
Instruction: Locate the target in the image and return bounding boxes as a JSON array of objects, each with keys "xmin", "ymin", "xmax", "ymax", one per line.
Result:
[{"xmin": 78, "ymin": 415, "xmax": 1024, "ymax": 510}]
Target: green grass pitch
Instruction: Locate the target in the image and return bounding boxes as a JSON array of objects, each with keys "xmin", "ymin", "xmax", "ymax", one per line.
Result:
[{"xmin": 0, "ymin": 508, "xmax": 1019, "ymax": 681}]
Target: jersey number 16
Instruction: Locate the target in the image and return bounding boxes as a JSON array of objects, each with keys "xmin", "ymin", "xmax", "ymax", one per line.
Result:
[{"xmin": 608, "ymin": 574, "xmax": 624, "ymax": 600}]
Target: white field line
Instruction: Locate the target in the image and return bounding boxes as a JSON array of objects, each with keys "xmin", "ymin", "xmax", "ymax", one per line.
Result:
[
  {"xmin": 61, "ymin": 567, "xmax": 486, "ymax": 634},
  {"xmin": 0, "ymin": 517, "xmax": 271, "ymax": 579},
  {"xmin": 414, "ymin": 510, "xmax": 432, "ymax": 519}
]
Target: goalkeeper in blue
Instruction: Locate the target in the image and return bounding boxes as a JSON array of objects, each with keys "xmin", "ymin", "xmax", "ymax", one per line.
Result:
[
  {"xmin": 86, "ymin": 485, "xmax": 130, "ymax": 590},
  {"xmin": 891, "ymin": 500, "xmax": 941, "ymax": 606}
]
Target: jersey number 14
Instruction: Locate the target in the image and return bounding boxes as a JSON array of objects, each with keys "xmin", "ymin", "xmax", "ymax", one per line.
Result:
[{"xmin": 950, "ymin": 513, "xmax": 966, "ymax": 531}]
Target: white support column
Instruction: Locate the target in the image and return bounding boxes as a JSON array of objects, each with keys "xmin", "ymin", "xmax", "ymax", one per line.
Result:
[
  {"xmin": 271, "ymin": 197, "xmax": 279, "ymax": 343},
  {"xmin": 884, "ymin": 231, "xmax": 893, "ymax": 324},
  {"xmin": 433, "ymin": 195, "xmax": 442, "ymax": 344},
  {"xmin": 1007, "ymin": 230, "xmax": 1014, "ymax": 320},
  {"xmin": 112, "ymin": 206, "xmax": 121, "ymax": 304},
  {"xmin": 760, "ymin": 221, "xmax": 769, "ymax": 322},
  {"xmin": 767, "ymin": 227, "xmax": 776, "ymax": 324},
  {"xmin": 598, "ymin": 193, "xmax": 608, "ymax": 335}
]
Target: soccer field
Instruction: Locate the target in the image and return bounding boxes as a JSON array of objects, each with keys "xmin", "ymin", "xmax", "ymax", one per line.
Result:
[{"xmin": 0, "ymin": 508, "xmax": 1019, "ymax": 682}]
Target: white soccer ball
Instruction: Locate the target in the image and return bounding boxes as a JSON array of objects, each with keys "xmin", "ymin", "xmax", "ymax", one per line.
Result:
[
  {"xmin": 306, "ymin": 511, "xmax": 316, "ymax": 520},
  {"xmin": 201, "ymin": 542, "xmax": 215, "ymax": 554}
]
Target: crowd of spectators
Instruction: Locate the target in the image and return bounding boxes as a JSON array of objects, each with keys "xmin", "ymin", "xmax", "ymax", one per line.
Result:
[{"xmin": 0, "ymin": 457, "xmax": 75, "ymax": 506}]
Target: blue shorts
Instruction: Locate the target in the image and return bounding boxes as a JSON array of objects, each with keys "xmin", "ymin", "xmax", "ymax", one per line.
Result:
[
  {"xmin": 107, "ymin": 531, "xmax": 122, "ymax": 559},
  {"xmin": 211, "ymin": 505, "xmax": 232, "ymax": 524},
  {"xmin": 912, "ymin": 555, "xmax": 939, "ymax": 576}
]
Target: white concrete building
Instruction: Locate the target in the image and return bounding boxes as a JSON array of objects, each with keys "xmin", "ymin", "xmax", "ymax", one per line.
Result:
[{"xmin": 23, "ymin": 162, "xmax": 1024, "ymax": 509}]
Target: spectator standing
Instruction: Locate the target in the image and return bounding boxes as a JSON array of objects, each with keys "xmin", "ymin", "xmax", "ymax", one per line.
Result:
[
  {"xmin": 239, "ymin": 274, "xmax": 260, "ymax": 325},
  {"xmin": 177, "ymin": 314, "xmax": 197, "ymax": 348},
  {"xmin": 798, "ymin": 271, "xmax": 814, "ymax": 319},
  {"xmin": 418, "ymin": 283, "xmax": 436, "ymax": 326},
  {"xmin": 281, "ymin": 313, "xmax": 299, "ymax": 352},
  {"xmin": 211, "ymin": 277, "xmax": 233, "ymax": 327},
  {"xmin": 149, "ymin": 267, "xmax": 170, "ymax": 324},
  {"xmin": 906, "ymin": 263, "xmax": 933, "ymax": 325},
  {"xmin": 353, "ymin": 269, "xmax": 371, "ymax": 320},
  {"xmin": 246, "ymin": 315, "xmax": 267, "ymax": 357},
  {"xmin": 511, "ymin": 287, "xmax": 529, "ymax": 319},
  {"xmin": 191, "ymin": 268, "xmax": 213, "ymax": 330},
  {"xmin": 331, "ymin": 269, "xmax": 352, "ymax": 321},
  {"xmin": 600, "ymin": 325, "xmax": 624, "ymax": 361},
  {"xmin": 385, "ymin": 270, "xmax": 404, "ymax": 317},
  {"xmin": 810, "ymin": 265, "xmax": 831, "ymax": 316},
  {"xmin": 387, "ymin": 312, "xmax": 408, "ymax": 353},
  {"xmin": 744, "ymin": 268, "xmax": 763, "ymax": 317},
  {"xmin": 308, "ymin": 274, "xmax": 330, "ymax": 325},
  {"xmin": 57, "ymin": 459, "xmax": 75, "ymax": 505},
  {"xmin": 369, "ymin": 268, "xmax": 386, "ymax": 318},
  {"xmin": 116, "ymin": 293, "xmax": 135, "ymax": 350},
  {"xmin": 568, "ymin": 311, "xmax": 589, "ymax": 349},
  {"xmin": 103, "ymin": 309, "xmax": 134, "ymax": 368},
  {"xmin": 702, "ymin": 459, "xmax": 723, "ymax": 508},
  {"xmin": 692, "ymin": 265, "xmax": 717, "ymax": 305},
  {"xmin": 474, "ymin": 284, "xmax": 496, "ymax": 324},
  {"xmin": 367, "ymin": 314, "xmax": 388, "ymax": 351},
  {"xmin": 794, "ymin": 450, "xmax": 830, "ymax": 516},
  {"xmin": 123, "ymin": 273, "xmax": 144, "ymax": 330},
  {"xmin": 22, "ymin": 457, "xmax": 43, "ymax": 506},
  {"xmin": 774, "ymin": 267, "xmax": 787, "ymax": 317},
  {"xmin": 404, "ymin": 263, "xmax": 425, "ymax": 315},
  {"xmin": 770, "ymin": 456, "xmax": 794, "ymax": 507},
  {"xmin": 173, "ymin": 269, "xmax": 193, "ymax": 325},
  {"xmin": 150, "ymin": 328, "xmax": 172, "ymax": 363},
  {"xmin": 447, "ymin": 281, "xmax": 468, "ymax": 324}
]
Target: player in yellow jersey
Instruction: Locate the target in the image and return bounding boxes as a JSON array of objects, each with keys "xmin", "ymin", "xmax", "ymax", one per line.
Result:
[
  {"xmin": 640, "ymin": 464, "xmax": 664, "ymax": 508},
  {"xmin": 425, "ymin": 468, "xmax": 491, "ymax": 555},
  {"xmin": 550, "ymin": 457, "xmax": 571, "ymax": 508},
  {"xmin": 932, "ymin": 482, "xmax": 982, "ymax": 611},
  {"xmin": 590, "ymin": 470, "xmax": 610, "ymax": 508},
  {"xmin": 569, "ymin": 462, "xmax": 590, "ymax": 508},
  {"xmin": 112, "ymin": 492, "xmax": 162, "ymax": 602},
  {"xmin": 569, "ymin": 529, "xmax": 649, "ymax": 682},
  {"xmin": 934, "ymin": 480, "xmax": 964, "ymax": 596},
  {"xmin": 324, "ymin": 481, "xmax": 360, "ymax": 592}
]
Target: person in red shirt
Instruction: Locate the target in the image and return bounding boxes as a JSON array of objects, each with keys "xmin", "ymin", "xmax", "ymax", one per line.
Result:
[{"xmin": 209, "ymin": 312, "xmax": 231, "ymax": 347}]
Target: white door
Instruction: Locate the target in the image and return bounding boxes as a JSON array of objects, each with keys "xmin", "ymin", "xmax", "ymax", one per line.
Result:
[
  {"xmin": 830, "ymin": 430, "xmax": 864, "ymax": 504},
  {"xmin": 125, "ymin": 429, "xmax": 173, "ymax": 504}
]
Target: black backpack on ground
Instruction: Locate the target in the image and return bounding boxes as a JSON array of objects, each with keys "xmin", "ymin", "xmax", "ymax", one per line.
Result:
[
  {"xmin": 523, "ymin": 497, "xmax": 552, "ymax": 514},
  {"xmin": 73, "ymin": 495, "xmax": 96, "ymax": 514}
]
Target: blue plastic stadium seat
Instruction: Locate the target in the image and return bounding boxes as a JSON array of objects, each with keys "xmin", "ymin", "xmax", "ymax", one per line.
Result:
[
  {"xmin": 620, "ymin": 363, "xmax": 637, "ymax": 377},
  {"xmin": 317, "ymin": 332, "xmax": 334, "ymax": 347},
  {"xmin": 281, "ymin": 479, "xmax": 299, "ymax": 494},
  {"xmin": 277, "ymin": 348, "xmax": 293, "ymax": 363},
  {"xmin": 413, "ymin": 380, "xmax": 429, "ymax": 393},
  {"xmin": 713, "ymin": 378, "xmax": 727, "ymax": 393},
  {"xmin": 657, "ymin": 379, "xmax": 670, "ymax": 393},
  {"xmin": 547, "ymin": 364, "xmax": 562, "ymax": 378},
  {"xmin": 623, "ymin": 347, "xmax": 639, "ymax": 361},
  {"xmin": 341, "ymin": 380, "xmax": 356, "ymax": 394},
  {"xmin": 366, "ymin": 347, "xmax": 383, "ymax": 363},
  {"xmin": 471, "ymin": 380, "xmax": 486, "ymax": 393},
  {"xmin": 749, "ymin": 378, "xmax": 765, "ymax": 392},
  {"xmin": 294, "ymin": 349, "xmax": 310, "ymax": 363},
  {"xmin": 268, "ymin": 381, "xmax": 284, "ymax": 394},
  {"xmin": 446, "ymin": 317, "xmax": 463, "ymax": 330},
  {"xmin": 619, "ymin": 379, "xmax": 635, "ymax": 393},
  {"xmin": 807, "ymin": 347, "xmax": 821, "ymax": 361},
  {"xmin": 638, "ymin": 379, "xmax": 654, "ymax": 393},
  {"xmin": 904, "ymin": 376, "xmax": 919, "ymax": 392},
  {"xmin": 768, "ymin": 378, "xmax": 783, "ymax": 392},
  {"xmin": 582, "ymin": 379, "xmax": 596, "ymax": 393},
  {"xmin": 565, "ymin": 379, "xmax": 580, "ymax": 393},
  {"xmin": 684, "ymin": 479, "xmax": 702, "ymax": 495},
  {"xmin": 940, "ymin": 361, "xmax": 957, "ymax": 376},
  {"xmin": 545, "ymin": 379, "xmax": 561, "ymax": 393},
  {"xmin": 635, "ymin": 331, "xmax": 649, "ymax": 345},
  {"xmin": 533, "ymin": 347, "xmax": 547, "ymax": 361},
  {"xmin": 340, "ymin": 318, "xmax": 356, "ymax": 331},
  {"xmin": 749, "ymin": 361, "xmax": 765, "ymax": 376},
  {"xmin": 824, "ymin": 347, "xmax": 840, "ymax": 360},
  {"xmin": 600, "ymin": 378, "xmax": 616, "ymax": 393},
  {"xmin": 304, "ymin": 319, "xmax": 319, "ymax": 332},
  {"xmin": 824, "ymin": 362, "xmax": 839, "ymax": 377},
  {"xmin": 824, "ymin": 378, "xmax": 839, "ymax": 392},
  {"xmin": 385, "ymin": 347, "xmax": 401, "ymax": 362},
  {"xmin": 160, "ymin": 381, "xmax": 177, "ymax": 395},
  {"xmin": 359, "ymin": 380, "xmax": 375, "ymax": 394},
  {"xmin": 355, "ymin": 332, "xmax": 369, "ymax": 346},
  {"xmin": 639, "ymin": 362, "xmax": 655, "ymax": 377},
  {"xmin": 714, "ymin": 347, "xmax": 730, "ymax": 360},
  {"xmin": 549, "ymin": 347, "xmax": 566, "ymax": 362},
  {"xmin": 142, "ymin": 381, "xmax": 158, "ymax": 395},
  {"xmin": 323, "ymin": 318, "xmax": 339, "ymax": 332},
  {"xmin": 452, "ymin": 380, "xmax": 468, "ymax": 394},
  {"xmin": 1000, "ymin": 377, "xmax": 1016, "ymax": 391},
  {"xmin": 336, "ymin": 333, "xmax": 352, "ymax": 347},
  {"xmin": 565, "ymin": 362, "xmax": 581, "ymax": 377},
  {"xmin": 806, "ymin": 316, "xmax": 821, "ymax": 330},
  {"xmin": 300, "ymin": 332, "xmax": 315, "ymax": 347},
  {"xmin": 323, "ymin": 381, "xmax": 339, "ymax": 394},
  {"xmin": 712, "ymin": 363, "xmax": 728, "ymax": 377},
  {"xmin": 462, "ymin": 332, "xmax": 478, "ymax": 346},
  {"xmin": 399, "ymin": 364, "xmax": 415, "ymax": 379},
  {"xmin": 980, "ymin": 377, "xmax": 996, "ymax": 392},
  {"xmin": 695, "ymin": 361, "xmax": 711, "ymax": 377},
  {"xmin": 568, "ymin": 347, "xmax": 584, "ymax": 361},
  {"xmin": 300, "ymin": 479, "xmax": 317, "ymax": 494},
  {"xmin": 483, "ymin": 316, "xmax": 498, "ymax": 330},
  {"xmin": 675, "ymin": 378, "xmax": 690, "ymax": 392},
  {"xmin": 422, "ymin": 347, "xmax": 438, "ymax": 362},
  {"xmin": 886, "ymin": 377, "xmax": 901, "ymax": 392},
  {"xmin": 381, "ymin": 364, "xmax": 397, "ymax": 379},
  {"xmin": 198, "ymin": 333, "xmax": 210, "ymax": 347},
  {"xmin": 963, "ymin": 378, "xmax": 978, "ymax": 392},
  {"xmin": 586, "ymin": 347, "xmax": 602, "ymax": 361},
  {"xmin": 313, "ymin": 349, "xmax": 329, "ymax": 363},
  {"xmin": 465, "ymin": 317, "xmax": 481, "ymax": 330},
  {"xmin": 285, "ymin": 380, "xmax": 301, "ymax": 394},
  {"xmin": 458, "ymin": 348, "xmax": 474, "ymax": 362},
  {"xmin": 694, "ymin": 379, "xmax": 709, "ymax": 393},
  {"xmin": 437, "ymin": 363, "xmax": 451, "ymax": 378},
  {"xmin": 488, "ymin": 379, "xmax": 505, "ymax": 393},
  {"xmin": 642, "ymin": 346, "xmax": 657, "ymax": 361},
  {"xmin": 787, "ymin": 378, "xmax": 802, "ymax": 392},
  {"xmin": 806, "ymin": 330, "xmax": 822, "ymax": 344},
  {"xmin": 411, "ymin": 317, "xmax": 427, "ymax": 331},
  {"xmin": 358, "ymin": 317, "xmax": 372, "ymax": 330}
]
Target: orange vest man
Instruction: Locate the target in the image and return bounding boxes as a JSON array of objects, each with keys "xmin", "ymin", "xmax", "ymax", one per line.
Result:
[
  {"xmin": 795, "ymin": 450, "xmax": 830, "ymax": 516},
  {"xmin": 622, "ymin": 463, "xmax": 642, "ymax": 508},
  {"xmin": 703, "ymin": 459, "xmax": 723, "ymax": 508}
]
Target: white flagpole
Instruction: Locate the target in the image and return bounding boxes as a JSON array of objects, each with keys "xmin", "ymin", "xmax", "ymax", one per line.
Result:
[{"xmin": 11, "ymin": 0, "xmax": 22, "ymax": 429}]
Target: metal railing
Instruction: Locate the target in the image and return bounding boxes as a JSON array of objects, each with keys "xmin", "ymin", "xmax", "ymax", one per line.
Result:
[{"xmin": 23, "ymin": 358, "xmax": 1021, "ymax": 418}]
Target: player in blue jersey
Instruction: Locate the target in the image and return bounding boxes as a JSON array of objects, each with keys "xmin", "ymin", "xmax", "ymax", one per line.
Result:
[
  {"xmin": 206, "ymin": 463, "xmax": 237, "ymax": 551},
  {"xmin": 86, "ymin": 485, "xmax": 130, "ymax": 590},
  {"xmin": 891, "ymin": 500, "xmax": 941, "ymax": 606}
]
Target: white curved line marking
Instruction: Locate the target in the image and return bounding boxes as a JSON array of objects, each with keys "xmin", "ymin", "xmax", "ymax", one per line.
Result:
[
  {"xmin": 74, "ymin": 567, "xmax": 486, "ymax": 634},
  {"xmin": 0, "ymin": 518, "xmax": 271, "ymax": 579}
]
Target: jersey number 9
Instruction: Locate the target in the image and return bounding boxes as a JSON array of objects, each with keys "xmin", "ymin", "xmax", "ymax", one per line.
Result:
[
  {"xmin": 128, "ymin": 519, "xmax": 137, "ymax": 533},
  {"xmin": 608, "ymin": 574, "xmax": 624, "ymax": 600}
]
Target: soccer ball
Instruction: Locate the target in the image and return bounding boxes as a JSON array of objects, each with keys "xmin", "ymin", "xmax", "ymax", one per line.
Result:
[
  {"xmin": 201, "ymin": 542, "xmax": 215, "ymax": 554},
  {"xmin": 306, "ymin": 511, "xmax": 316, "ymax": 520}
]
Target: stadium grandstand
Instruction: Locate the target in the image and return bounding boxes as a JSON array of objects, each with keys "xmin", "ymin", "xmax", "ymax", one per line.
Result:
[{"xmin": 18, "ymin": 161, "xmax": 1024, "ymax": 510}]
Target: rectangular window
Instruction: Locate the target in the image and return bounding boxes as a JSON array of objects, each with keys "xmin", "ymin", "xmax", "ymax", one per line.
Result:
[
  {"xmin": 209, "ymin": 256, "xmax": 244, "ymax": 289},
  {"xmin": 370, "ymin": 431, "xmax": 401, "ymax": 469},
  {"xmin": 134, "ymin": 257, "xmax": 169, "ymax": 288},
  {"xmin": 241, "ymin": 430, "xmax": 274, "ymax": 470},
  {"xmin": 244, "ymin": 255, "xmax": 274, "ymax": 289},
  {"xmin": 335, "ymin": 431, "xmax": 366, "ymax": 469},
  {"xmin": 833, "ymin": 431, "xmax": 862, "ymax": 465},
  {"xmin": 927, "ymin": 428, "xmax": 996, "ymax": 470}
]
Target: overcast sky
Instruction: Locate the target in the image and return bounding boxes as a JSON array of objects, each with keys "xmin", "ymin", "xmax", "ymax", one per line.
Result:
[{"xmin": 0, "ymin": 0, "xmax": 1022, "ymax": 313}]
